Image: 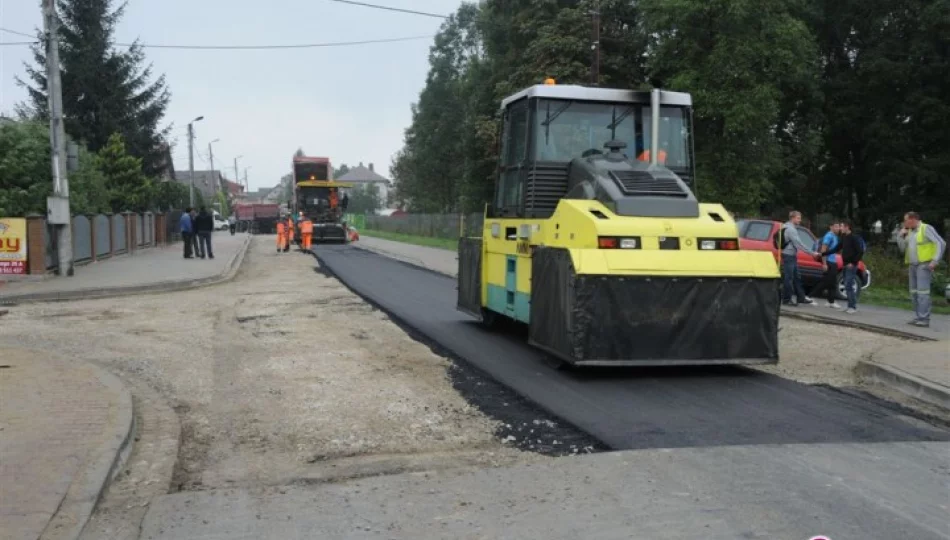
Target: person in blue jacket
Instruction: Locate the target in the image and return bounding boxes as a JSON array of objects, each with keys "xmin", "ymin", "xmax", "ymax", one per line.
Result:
[
  {"xmin": 809, "ymin": 221, "xmax": 843, "ymax": 307},
  {"xmin": 179, "ymin": 208, "xmax": 195, "ymax": 259}
]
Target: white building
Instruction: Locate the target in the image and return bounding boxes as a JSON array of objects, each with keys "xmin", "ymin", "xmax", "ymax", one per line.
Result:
[{"xmin": 336, "ymin": 162, "xmax": 392, "ymax": 207}]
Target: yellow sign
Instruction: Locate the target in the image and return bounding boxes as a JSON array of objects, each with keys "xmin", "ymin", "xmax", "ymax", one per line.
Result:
[{"xmin": 0, "ymin": 217, "xmax": 27, "ymax": 275}]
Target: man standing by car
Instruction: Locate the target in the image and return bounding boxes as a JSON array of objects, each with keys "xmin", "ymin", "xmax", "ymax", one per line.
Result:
[
  {"xmin": 781, "ymin": 211, "xmax": 819, "ymax": 306},
  {"xmin": 810, "ymin": 221, "xmax": 843, "ymax": 308},
  {"xmin": 194, "ymin": 206, "xmax": 215, "ymax": 259},
  {"xmin": 897, "ymin": 211, "xmax": 946, "ymax": 327},
  {"xmin": 839, "ymin": 220, "xmax": 863, "ymax": 314}
]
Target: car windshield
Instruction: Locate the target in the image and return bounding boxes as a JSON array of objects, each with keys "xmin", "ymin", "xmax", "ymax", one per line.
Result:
[{"xmin": 534, "ymin": 99, "xmax": 690, "ymax": 168}]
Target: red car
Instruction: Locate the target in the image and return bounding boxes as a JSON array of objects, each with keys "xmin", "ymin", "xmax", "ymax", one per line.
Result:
[{"xmin": 737, "ymin": 219, "xmax": 871, "ymax": 301}]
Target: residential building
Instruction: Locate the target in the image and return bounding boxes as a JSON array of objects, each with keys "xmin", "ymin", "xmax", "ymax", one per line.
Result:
[
  {"xmin": 336, "ymin": 162, "xmax": 392, "ymax": 207},
  {"xmin": 172, "ymin": 169, "xmax": 226, "ymax": 201}
]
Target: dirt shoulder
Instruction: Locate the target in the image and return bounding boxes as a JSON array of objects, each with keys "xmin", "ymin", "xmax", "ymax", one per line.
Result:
[{"xmin": 0, "ymin": 237, "xmax": 538, "ymax": 495}]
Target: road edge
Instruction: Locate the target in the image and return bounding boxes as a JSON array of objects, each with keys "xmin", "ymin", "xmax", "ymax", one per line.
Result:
[
  {"xmin": 856, "ymin": 359, "xmax": 950, "ymax": 413},
  {"xmin": 40, "ymin": 361, "xmax": 135, "ymax": 540},
  {"xmin": 0, "ymin": 235, "xmax": 252, "ymax": 305}
]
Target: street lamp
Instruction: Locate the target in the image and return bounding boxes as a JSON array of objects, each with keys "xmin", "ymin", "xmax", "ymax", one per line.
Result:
[
  {"xmin": 244, "ymin": 166, "xmax": 253, "ymax": 195},
  {"xmin": 187, "ymin": 115, "xmax": 204, "ymax": 207}
]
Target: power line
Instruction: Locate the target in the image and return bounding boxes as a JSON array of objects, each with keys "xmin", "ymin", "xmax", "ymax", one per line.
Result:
[
  {"xmin": 0, "ymin": 41, "xmax": 34, "ymax": 46},
  {"xmin": 0, "ymin": 27, "xmax": 35, "ymax": 38},
  {"xmin": 327, "ymin": 0, "xmax": 447, "ymax": 19},
  {"xmin": 0, "ymin": 27, "xmax": 433, "ymax": 50}
]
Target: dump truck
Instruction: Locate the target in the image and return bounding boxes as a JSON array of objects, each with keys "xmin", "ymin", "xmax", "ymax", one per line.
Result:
[
  {"xmin": 456, "ymin": 82, "xmax": 780, "ymax": 367},
  {"xmin": 233, "ymin": 203, "xmax": 280, "ymax": 234},
  {"xmin": 291, "ymin": 156, "xmax": 353, "ymax": 243}
]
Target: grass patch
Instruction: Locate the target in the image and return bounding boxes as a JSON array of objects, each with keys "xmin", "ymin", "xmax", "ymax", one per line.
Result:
[
  {"xmin": 361, "ymin": 229, "xmax": 457, "ymax": 251},
  {"xmin": 859, "ymin": 248, "xmax": 950, "ymax": 313},
  {"xmin": 860, "ymin": 286, "xmax": 950, "ymax": 315}
]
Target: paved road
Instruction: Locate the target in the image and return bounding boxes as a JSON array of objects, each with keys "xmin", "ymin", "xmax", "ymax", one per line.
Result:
[
  {"xmin": 315, "ymin": 245, "xmax": 948, "ymax": 450},
  {"xmin": 141, "ymin": 441, "xmax": 950, "ymax": 540}
]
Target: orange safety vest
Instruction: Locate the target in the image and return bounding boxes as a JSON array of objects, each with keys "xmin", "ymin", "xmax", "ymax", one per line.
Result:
[
  {"xmin": 637, "ymin": 149, "xmax": 668, "ymax": 164},
  {"xmin": 300, "ymin": 220, "xmax": 313, "ymax": 234},
  {"xmin": 329, "ymin": 192, "xmax": 338, "ymax": 209},
  {"xmin": 276, "ymin": 221, "xmax": 286, "ymax": 235}
]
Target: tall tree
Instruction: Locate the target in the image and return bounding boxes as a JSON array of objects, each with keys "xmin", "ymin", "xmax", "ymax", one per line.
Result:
[
  {"xmin": 643, "ymin": 0, "xmax": 821, "ymax": 215},
  {"xmin": 19, "ymin": 0, "xmax": 171, "ymax": 177}
]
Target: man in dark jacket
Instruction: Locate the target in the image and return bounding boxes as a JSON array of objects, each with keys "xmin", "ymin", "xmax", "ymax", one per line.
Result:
[
  {"xmin": 838, "ymin": 220, "xmax": 864, "ymax": 314},
  {"xmin": 194, "ymin": 207, "xmax": 215, "ymax": 259}
]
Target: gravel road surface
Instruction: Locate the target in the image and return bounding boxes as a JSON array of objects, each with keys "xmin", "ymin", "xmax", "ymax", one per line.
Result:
[{"xmin": 0, "ymin": 238, "xmax": 535, "ymax": 497}]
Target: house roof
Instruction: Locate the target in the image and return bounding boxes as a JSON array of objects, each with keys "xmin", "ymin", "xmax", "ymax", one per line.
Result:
[
  {"xmin": 173, "ymin": 170, "xmax": 224, "ymax": 198},
  {"xmin": 337, "ymin": 162, "xmax": 389, "ymax": 184}
]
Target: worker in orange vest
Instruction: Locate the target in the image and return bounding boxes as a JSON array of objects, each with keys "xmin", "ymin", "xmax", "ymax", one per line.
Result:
[
  {"xmin": 275, "ymin": 219, "xmax": 287, "ymax": 253},
  {"xmin": 300, "ymin": 215, "xmax": 314, "ymax": 251},
  {"xmin": 284, "ymin": 216, "xmax": 294, "ymax": 252},
  {"xmin": 329, "ymin": 189, "xmax": 339, "ymax": 210}
]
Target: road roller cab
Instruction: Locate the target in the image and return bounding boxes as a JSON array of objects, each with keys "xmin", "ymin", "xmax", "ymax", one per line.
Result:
[{"xmin": 457, "ymin": 82, "xmax": 781, "ymax": 367}]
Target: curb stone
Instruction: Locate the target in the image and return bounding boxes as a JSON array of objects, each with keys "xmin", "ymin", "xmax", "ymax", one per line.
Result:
[
  {"xmin": 40, "ymin": 361, "xmax": 135, "ymax": 540},
  {"xmin": 856, "ymin": 359, "xmax": 950, "ymax": 412},
  {"xmin": 0, "ymin": 235, "xmax": 251, "ymax": 305},
  {"xmin": 779, "ymin": 309, "xmax": 936, "ymax": 342}
]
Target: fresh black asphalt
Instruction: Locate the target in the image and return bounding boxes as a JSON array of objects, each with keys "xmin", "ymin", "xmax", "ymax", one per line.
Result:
[{"xmin": 315, "ymin": 245, "xmax": 950, "ymax": 450}]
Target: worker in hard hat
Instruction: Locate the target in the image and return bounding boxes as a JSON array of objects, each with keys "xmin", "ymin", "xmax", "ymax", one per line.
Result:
[
  {"xmin": 275, "ymin": 219, "xmax": 287, "ymax": 253},
  {"xmin": 300, "ymin": 214, "xmax": 314, "ymax": 251}
]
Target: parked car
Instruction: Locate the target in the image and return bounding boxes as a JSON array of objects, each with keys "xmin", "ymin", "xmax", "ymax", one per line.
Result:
[
  {"xmin": 737, "ymin": 219, "xmax": 871, "ymax": 301},
  {"xmin": 213, "ymin": 215, "xmax": 229, "ymax": 231}
]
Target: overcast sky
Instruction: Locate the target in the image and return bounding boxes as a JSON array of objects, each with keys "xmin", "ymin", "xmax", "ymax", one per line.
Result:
[{"xmin": 0, "ymin": 0, "xmax": 462, "ymax": 190}]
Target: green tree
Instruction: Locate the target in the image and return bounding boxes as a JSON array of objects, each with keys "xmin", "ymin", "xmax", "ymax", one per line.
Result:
[
  {"xmin": 68, "ymin": 146, "xmax": 109, "ymax": 214},
  {"xmin": 0, "ymin": 121, "xmax": 51, "ymax": 216},
  {"xmin": 642, "ymin": 0, "xmax": 821, "ymax": 214},
  {"xmin": 96, "ymin": 133, "xmax": 151, "ymax": 212},
  {"xmin": 334, "ymin": 163, "xmax": 350, "ymax": 178},
  {"xmin": 153, "ymin": 180, "xmax": 190, "ymax": 212},
  {"xmin": 19, "ymin": 0, "xmax": 171, "ymax": 177},
  {"xmin": 347, "ymin": 184, "xmax": 382, "ymax": 215}
]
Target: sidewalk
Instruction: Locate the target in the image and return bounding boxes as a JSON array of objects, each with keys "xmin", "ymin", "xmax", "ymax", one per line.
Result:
[
  {"xmin": 858, "ymin": 341, "xmax": 950, "ymax": 411},
  {"xmin": 0, "ymin": 231, "xmax": 250, "ymax": 304},
  {"xmin": 356, "ymin": 234, "xmax": 950, "ymax": 410},
  {"xmin": 0, "ymin": 347, "xmax": 133, "ymax": 540}
]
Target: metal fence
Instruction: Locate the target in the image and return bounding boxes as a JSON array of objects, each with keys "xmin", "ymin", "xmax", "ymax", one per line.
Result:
[{"xmin": 358, "ymin": 213, "xmax": 485, "ymax": 239}]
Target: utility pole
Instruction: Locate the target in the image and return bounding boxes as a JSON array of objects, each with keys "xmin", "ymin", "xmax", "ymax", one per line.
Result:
[
  {"xmin": 233, "ymin": 156, "xmax": 241, "ymax": 192},
  {"xmin": 43, "ymin": 0, "xmax": 73, "ymax": 277},
  {"xmin": 208, "ymin": 139, "xmax": 219, "ymax": 194},
  {"xmin": 590, "ymin": 0, "xmax": 600, "ymax": 86}
]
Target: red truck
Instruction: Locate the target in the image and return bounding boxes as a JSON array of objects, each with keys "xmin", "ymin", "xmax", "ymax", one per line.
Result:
[
  {"xmin": 737, "ymin": 219, "xmax": 871, "ymax": 301},
  {"xmin": 234, "ymin": 203, "xmax": 280, "ymax": 234}
]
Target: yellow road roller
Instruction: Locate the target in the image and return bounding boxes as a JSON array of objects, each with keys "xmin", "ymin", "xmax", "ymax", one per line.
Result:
[{"xmin": 456, "ymin": 82, "xmax": 780, "ymax": 366}]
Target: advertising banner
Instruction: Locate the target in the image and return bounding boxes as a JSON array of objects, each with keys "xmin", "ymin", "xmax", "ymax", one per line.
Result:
[{"xmin": 0, "ymin": 218, "xmax": 28, "ymax": 275}]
